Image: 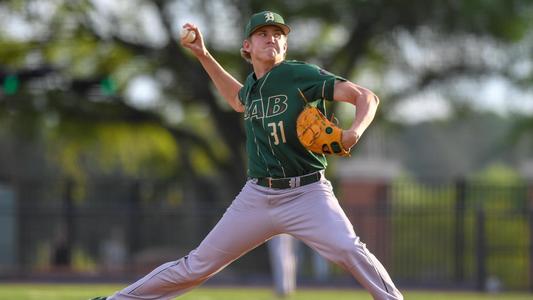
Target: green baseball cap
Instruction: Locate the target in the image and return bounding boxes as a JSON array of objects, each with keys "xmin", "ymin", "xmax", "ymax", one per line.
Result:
[{"xmin": 244, "ymin": 11, "xmax": 291, "ymax": 38}]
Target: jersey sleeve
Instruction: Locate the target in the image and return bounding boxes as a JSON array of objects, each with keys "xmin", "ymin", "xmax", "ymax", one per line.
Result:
[{"xmin": 295, "ymin": 63, "xmax": 346, "ymax": 102}]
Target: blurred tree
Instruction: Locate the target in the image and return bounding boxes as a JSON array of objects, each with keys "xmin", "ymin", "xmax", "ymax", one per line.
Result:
[{"xmin": 0, "ymin": 0, "xmax": 532, "ymax": 198}]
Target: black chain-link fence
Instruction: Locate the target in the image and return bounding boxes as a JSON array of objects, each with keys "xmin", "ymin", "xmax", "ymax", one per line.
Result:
[{"xmin": 0, "ymin": 178, "xmax": 531, "ymax": 292}]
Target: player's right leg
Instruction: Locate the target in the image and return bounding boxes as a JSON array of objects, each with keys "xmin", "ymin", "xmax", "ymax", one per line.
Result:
[{"xmin": 102, "ymin": 181, "xmax": 276, "ymax": 300}]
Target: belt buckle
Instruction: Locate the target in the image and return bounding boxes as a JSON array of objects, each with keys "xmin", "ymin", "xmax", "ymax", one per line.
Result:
[{"xmin": 289, "ymin": 177, "xmax": 300, "ymax": 188}]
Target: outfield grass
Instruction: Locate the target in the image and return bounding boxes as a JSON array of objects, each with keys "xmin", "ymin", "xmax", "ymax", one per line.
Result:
[{"xmin": 0, "ymin": 283, "xmax": 531, "ymax": 300}]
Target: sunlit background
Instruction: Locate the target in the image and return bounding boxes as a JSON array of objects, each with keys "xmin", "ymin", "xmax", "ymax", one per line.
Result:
[{"xmin": 1, "ymin": 0, "xmax": 532, "ymax": 294}]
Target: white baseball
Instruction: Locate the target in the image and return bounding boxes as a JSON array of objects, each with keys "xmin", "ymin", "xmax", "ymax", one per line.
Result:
[{"xmin": 180, "ymin": 28, "xmax": 196, "ymax": 43}]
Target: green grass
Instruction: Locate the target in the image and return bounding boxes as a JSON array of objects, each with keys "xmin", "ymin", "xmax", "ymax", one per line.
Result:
[{"xmin": 0, "ymin": 283, "xmax": 531, "ymax": 300}]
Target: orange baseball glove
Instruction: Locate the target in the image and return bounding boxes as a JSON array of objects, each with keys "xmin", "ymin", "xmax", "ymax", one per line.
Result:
[{"xmin": 296, "ymin": 105, "xmax": 350, "ymax": 157}]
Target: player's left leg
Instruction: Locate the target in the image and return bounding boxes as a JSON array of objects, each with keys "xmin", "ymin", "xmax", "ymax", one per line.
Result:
[{"xmin": 279, "ymin": 179, "xmax": 403, "ymax": 300}]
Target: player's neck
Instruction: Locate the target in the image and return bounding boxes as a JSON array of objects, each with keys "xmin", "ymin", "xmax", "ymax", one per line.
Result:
[{"xmin": 252, "ymin": 58, "xmax": 284, "ymax": 79}]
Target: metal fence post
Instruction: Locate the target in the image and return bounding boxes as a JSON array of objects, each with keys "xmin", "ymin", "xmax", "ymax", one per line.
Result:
[
  {"xmin": 475, "ymin": 204, "xmax": 487, "ymax": 291},
  {"xmin": 127, "ymin": 180, "xmax": 141, "ymax": 259},
  {"xmin": 529, "ymin": 205, "xmax": 533, "ymax": 293},
  {"xmin": 527, "ymin": 182, "xmax": 533, "ymax": 293},
  {"xmin": 57, "ymin": 179, "xmax": 74, "ymax": 267},
  {"xmin": 454, "ymin": 178, "xmax": 466, "ymax": 284}
]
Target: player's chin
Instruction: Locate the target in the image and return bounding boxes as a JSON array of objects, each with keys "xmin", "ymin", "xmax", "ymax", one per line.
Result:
[
  {"xmin": 263, "ymin": 51, "xmax": 284, "ymax": 62},
  {"xmin": 257, "ymin": 54, "xmax": 277, "ymax": 64}
]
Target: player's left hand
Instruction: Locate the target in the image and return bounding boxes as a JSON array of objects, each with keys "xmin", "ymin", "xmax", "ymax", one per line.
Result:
[
  {"xmin": 341, "ymin": 129, "xmax": 359, "ymax": 151},
  {"xmin": 296, "ymin": 105, "xmax": 351, "ymax": 156}
]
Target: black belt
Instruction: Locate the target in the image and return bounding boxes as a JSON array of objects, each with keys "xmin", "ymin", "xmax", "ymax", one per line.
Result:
[{"xmin": 255, "ymin": 171, "xmax": 322, "ymax": 189}]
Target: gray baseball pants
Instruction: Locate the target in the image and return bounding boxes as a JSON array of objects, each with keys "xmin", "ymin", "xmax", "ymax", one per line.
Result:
[{"xmin": 109, "ymin": 176, "xmax": 403, "ymax": 300}]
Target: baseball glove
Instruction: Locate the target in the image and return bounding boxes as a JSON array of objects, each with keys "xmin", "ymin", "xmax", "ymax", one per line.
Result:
[{"xmin": 296, "ymin": 105, "xmax": 350, "ymax": 157}]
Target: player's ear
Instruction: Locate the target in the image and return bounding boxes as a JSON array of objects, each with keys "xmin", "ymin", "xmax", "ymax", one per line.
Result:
[{"xmin": 242, "ymin": 38, "xmax": 251, "ymax": 51}]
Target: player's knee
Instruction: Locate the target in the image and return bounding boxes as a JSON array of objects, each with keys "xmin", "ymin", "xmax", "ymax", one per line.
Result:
[
  {"xmin": 333, "ymin": 239, "xmax": 370, "ymax": 267},
  {"xmin": 180, "ymin": 252, "xmax": 227, "ymax": 281},
  {"xmin": 182, "ymin": 261, "xmax": 215, "ymax": 280}
]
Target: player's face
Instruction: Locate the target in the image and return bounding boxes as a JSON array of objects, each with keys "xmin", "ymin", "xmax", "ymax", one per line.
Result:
[{"xmin": 244, "ymin": 25, "xmax": 288, "ymax": 64}]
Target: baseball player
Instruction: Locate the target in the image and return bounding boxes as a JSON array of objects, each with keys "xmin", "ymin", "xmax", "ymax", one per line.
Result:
[
  {"xmin": 91, "ymin": 11, "xmax": 403, "ymax": 300},
  {"xmin": 268, "ymin": 234, "xmax": 297, "ymax": 297}
]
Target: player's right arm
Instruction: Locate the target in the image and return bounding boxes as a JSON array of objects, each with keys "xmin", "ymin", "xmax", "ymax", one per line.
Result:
[{"xmin": 180, "ymin": 23, "xmax": 244, "ymax": 113}]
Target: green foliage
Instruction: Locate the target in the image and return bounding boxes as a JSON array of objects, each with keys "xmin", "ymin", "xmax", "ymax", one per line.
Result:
[
  {"xmin": 1, "ymin": 0, "xmax": 532, "ymax": 189},
  {"xmin": 470, "ymin": 163, "xmax": 523, "ymax": 185},
  {"xmin": 0, "ymin": 41, "xmax": 34, "ymax": 66},
  {"xmin": 46, "ymin": 121, "xmax": 179, "ymax": 182}
]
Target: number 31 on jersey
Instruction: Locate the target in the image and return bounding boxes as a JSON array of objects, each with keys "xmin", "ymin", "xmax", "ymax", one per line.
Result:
[{"xmin": 268, "ymin": 121, "xmax": 286, "ymax": 145}]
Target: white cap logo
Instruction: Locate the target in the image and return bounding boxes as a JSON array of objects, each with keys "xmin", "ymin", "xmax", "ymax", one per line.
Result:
[{"xmin": 264, "ymin": 12, "xmax": 275, "ymax": 22}]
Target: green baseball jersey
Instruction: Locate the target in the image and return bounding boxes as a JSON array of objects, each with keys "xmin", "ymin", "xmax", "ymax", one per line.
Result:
[{"xmin": 238, "ymin": 60, "xmax": 345, "ymax": 178}]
